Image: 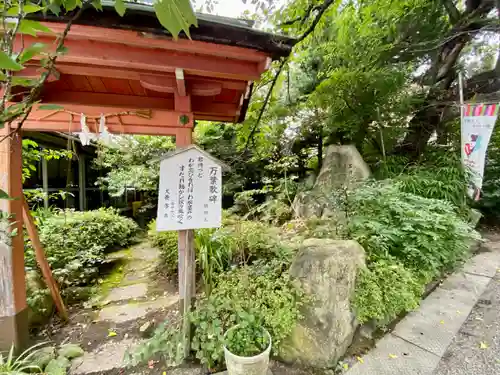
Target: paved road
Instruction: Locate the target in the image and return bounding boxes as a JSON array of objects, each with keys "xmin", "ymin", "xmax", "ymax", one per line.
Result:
[{"xmin": 433, "ymin": 272, "xmax": 500, "ymax": 375}]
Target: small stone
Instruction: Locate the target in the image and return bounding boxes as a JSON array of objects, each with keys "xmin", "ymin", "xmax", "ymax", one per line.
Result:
[
  {"xmin": 139, "ymin": 322, "xmax": 151, "ymax": 333},
  {"xmin": 58, "ymin": 344, "xmax": 84, "ymax": 359}
]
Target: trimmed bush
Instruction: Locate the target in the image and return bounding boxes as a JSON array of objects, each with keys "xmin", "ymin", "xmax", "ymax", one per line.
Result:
[{"xmin": 25, "ymin": 208, "xmax": 139, "ymax": 287}]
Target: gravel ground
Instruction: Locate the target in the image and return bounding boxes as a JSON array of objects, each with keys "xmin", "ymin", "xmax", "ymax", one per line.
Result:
[{"xmin": 433, "ymin": 273, "xmax": 500, "ymax": 375}]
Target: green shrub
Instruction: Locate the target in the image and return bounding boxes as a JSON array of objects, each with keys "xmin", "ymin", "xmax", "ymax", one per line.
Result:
[
  {"xmin": 148, "ymin": 218, "xmax": 290, "ymax": 278},
  {"xmin": 131, "ymin": 259, "xmax": 302, "ymax": 369},
  {"xmin": 26, "ymin": 208, "xmax": 138, "ymax": 287},
  {"xmin": 348, "ymin": 182, "xmax": 479, "ymax": 323},
  {"xmin": 349, "ymin": 183, "xmax": 477, "ymax": 275},
  {"xmin": 377, "ymin": 151, "xmax": 469, "ymax": 209},
  {"xmin": 191, "ymin": 260, "xmax": 302, "ymax": 368},
  {"xmin": 353, "ymin": 257, "xmax": 424, "ymax": 324},
  {"xmin": 147, "ymin": 220, "xmax": 178, "ymax": 275}
]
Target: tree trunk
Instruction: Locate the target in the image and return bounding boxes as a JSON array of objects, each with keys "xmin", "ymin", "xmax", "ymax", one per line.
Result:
[{"xmin": 394, "ymin": 0, "xmax": 496, "ymax": 158}]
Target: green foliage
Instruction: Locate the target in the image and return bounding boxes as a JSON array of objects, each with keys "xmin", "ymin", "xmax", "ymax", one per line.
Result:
[
  {"xmin": 353, "ymin": 257, "xmax": 424, "ymax": 324},
  {"xmin": 0, "ymin": 343, "xmax": 47, "ymax": 374},
  {"xmin": 132, "ymin": 247, "xmax": 302, "ymax": 369},
  {"xmin": 378, "ymin": 151, "xmax": 469, "ymax": 209},
  {"xmin": 191, "ymin": 260, "xmax": 302, "ymax": 369},
  {"xmin": 195, "ymin": 228, "xmax": 233, "ymax": 296},
  {"xmin": 94, "ymin": 136, "xmax": 175, "ymax": 197},
  {"xmin": 349, "ymin": 183, "xmax": 477, "ymax": 275},
  {"xmin": 224, "ymin": 316, "xmax": 270, "ymax": 357},
  {"xmin": 348, "ymin": 182, "xmax": 479, "ymax": 323},
  {"xmin": 22, "ymin": 139, "xmax": 72, "ymax": 183},
  {"xmin": 147, "ymin": 220, "xmax": 178, "ymax": 276},
  {"xmin": 26, "ymin": 208, "xmax": 138, "ymax": 287}
]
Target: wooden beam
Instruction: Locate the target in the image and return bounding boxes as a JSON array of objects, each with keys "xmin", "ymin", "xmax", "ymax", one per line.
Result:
[
  {"xmin": 22, "ymin": 200, "xmax": 68, "ymax": 321},
  {"xmin": 43, "ymin": 23, "xmax": 269, "ymax": 63},
  {"xmin": 192, "ymin": 102, "xmax": 239, "ymax": 117},
  {"xmin": 15, "ymin": 36, "xmax": 262, "ymax": 81},
  {"xmin": 23, "ymin": 104, "xmax": 193, "ymax": 128},
  {"xmin": 54, "ymin": 63, "xmax": 249, "ymax": 91},
  {"xmin": 0, "ymin": 127, "xmax": 28, "ymax": 351},
  {"xmin": 138, "ymin": 75, "xmax": 223, "ymax": 96},
  {"xmin": 22, "ymin": 121, "xmax": 191, "ymax": 136},
  {"xmin": 41, "ymin": 91, "xmax": 175, "ymax": 111}
]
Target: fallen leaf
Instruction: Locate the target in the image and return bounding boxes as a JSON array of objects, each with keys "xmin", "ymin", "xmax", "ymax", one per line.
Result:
[
  {"xmin": 456, "ymin": 310, "xmax": 461, "ymax": 315},
  {"xmin": 342, "ymin": 363, "xmax": 349, "ymax": 370},
  {"xmin": 163, "ymin": 372, "xmax": 167, "ymax": 375},
  {"xmin": 108, "ymin": 330, "xmax": 117, "ymax": 337},
  {"xmin": 480, "ymin": 341, "xmax": 489, "ymax": 349},
  {"xmin": 389, "ymin": 353, "xmax": 398, "ymax": 359},
  {"xmin": 440, "ymin": 320, "xmax": 445, "ymax": 324},
  {"xmin": 356, "ymin": 356, "xmax": 364, "ymax": 364}
]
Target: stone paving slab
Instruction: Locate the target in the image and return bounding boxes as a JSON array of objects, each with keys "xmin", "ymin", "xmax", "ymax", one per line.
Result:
[
  {"xmin": 393, "ymin": 273, "xmax": 490, "ymax": 356},
  {"xmin": 70, "ymin": 338, "xmax": 142, "ymax": 374},
  {"xmin": 462, "ymin": 251, "xmax": 500, "ymax": 277},
  {"xmin": 346, "ymin": 249, "xmax": 500, "ymax": 375},
  {"xmin": 98, "ymin": 295, "xmax": 179, "ymax": 323},
  {"xmin": 346, "ymin": 334, "xmax": 440, "ymax": 375},
  {"xmin": 105, "ymin": 283, "xmax": 149, "ymax": 303}
]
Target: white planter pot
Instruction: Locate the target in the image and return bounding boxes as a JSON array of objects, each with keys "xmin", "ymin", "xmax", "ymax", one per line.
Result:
[{"xmin": 223, "ymin": 326, "xmax": 272, "ymax": 375}]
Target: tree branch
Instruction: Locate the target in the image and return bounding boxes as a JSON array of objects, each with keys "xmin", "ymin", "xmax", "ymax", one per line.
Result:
[
  {"xmin": 293, "ymin": 0, "xmax": 336, "ymax": 45},
  {"xmin": 441, "ymin": 0, "xmax": 461, "ymax": 24},
  {"xmin": 243, "ymin": 59, "xmax": 287, "ymax": 151},
  {"xmin": 278, "ymin": 3, "xmax": 322, "ymax": 27}
]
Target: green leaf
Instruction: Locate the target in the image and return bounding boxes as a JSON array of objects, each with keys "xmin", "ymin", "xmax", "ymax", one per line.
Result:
[
  {"xmin": 18, "ymin": 43, "xmax": 47, "ymax": 64},
  {"xmin": 39, "ymin": 104, "xmax": 64, "ymax": 110},
  {"xmin": 12, "ymin": 77, "xmax": 37, "ymax": 87},
  {"xmin": 114, "ymin": 0, "xmax": 126, "ymax": 16},
  {"xmin": 153, "ymin": 0, "xmax": 198, "ymax": 39},
  {"xmin": 0, "ymin": 51, "xmax": 24, "ymax": 71},
  {"xmin": 10, "ymin": 228, "xmax": 18, "ymax": 237},
  {"xmin": 47, "ymin": 3, "xmax": 61, "ymax": 15},
  {"xmin": 24, "ymin": 4, "xmax": 45, "ymax": 13},
  {"xmin": 0, "ymin": 189, "xmax": 10, "ymax": 200},
  {"xmin": 92, "ymin": 0, "xmax": 103, "ymax": 11},
  {"xmin": 19, "ymin": 20, "xmax": 52, "ymax": 36},
  {"xmin": 7, "ymin": 4, "xmax": 44, "ymax": 15}
]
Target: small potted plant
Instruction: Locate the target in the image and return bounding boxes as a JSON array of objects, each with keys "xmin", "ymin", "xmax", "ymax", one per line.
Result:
[{"xmin": 223, "ymin": 314, "xmax": 271, "ymax": 375}]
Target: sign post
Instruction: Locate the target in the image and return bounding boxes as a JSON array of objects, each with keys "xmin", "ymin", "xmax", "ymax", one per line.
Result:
[{"xmin": 157, "ymin": 142, "xmax": 224, "ymax": 357}]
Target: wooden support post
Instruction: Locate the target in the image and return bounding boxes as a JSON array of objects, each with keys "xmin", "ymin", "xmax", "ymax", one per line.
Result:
[
  {"xmin": 78, "ymin": 154, "xmax": 86, "ymax": 211},
  {"xmin": 22, "ymin": 199, "xmax": 68, "ymax": 321},
  {"xmin": 0, "ymin": 127, "xmax": 28, "ymax": 351},
  {"xmin": 175, "ymin": 92, "xmax": 195, "ymax": 358},
  {"xmin": 41, "ymin": 154, "xmax": 49, "ymax": 209}
]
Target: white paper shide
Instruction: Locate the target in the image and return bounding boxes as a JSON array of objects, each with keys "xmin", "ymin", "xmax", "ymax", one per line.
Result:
[{"xmin": 156, "ymin": 146, "xmax": 223, "ymax": 231}]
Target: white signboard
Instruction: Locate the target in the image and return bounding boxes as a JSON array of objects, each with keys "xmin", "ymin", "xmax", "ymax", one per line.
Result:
[
  {"xmin": 156, "ymin": 146, "xmax": 223, "ymax": 231},
  {"xmin": 461, "ymin": 103, "xmax": 499, "ymax": 200}
]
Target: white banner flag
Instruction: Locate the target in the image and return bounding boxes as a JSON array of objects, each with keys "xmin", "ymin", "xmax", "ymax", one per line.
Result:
[{"xmin": 461, "ymin": 103, "xmax": 499, "ymax": 200}]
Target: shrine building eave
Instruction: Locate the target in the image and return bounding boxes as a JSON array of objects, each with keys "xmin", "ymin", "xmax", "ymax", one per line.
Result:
[{"xmin": 14, "ymin": 4, "xmax": 295, "ymax": 136}]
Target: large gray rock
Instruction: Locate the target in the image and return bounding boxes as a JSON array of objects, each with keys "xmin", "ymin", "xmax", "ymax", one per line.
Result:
[
  {"xmin": 293, "ymin": 145, "xmax": 370, "ymax": 218},
  {"xmin": 280, "ymin": 238, "xmax": 365, "ymax": 368}
]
